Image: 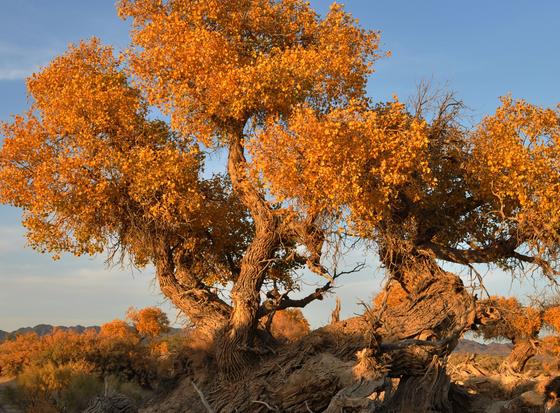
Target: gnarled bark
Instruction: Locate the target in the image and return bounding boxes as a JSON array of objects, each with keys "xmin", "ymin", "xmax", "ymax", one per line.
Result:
[
  {"xmin": 503, "ymin": 339, "xmax": 538, "ymax": 374},
  {"xmin": 155, "ymin": 243, "xmax": 231, "ymax": 342},
  {"xmin": 215, "ymin": 130, "xmax": 280, "ymax": 377},
  {"xmin": 384, "ymin": 356, "xmax": 452, "ymax": 413},
  {"xmin": 372, "ymin": 255, "xmax": 476, "ymax": 413}
]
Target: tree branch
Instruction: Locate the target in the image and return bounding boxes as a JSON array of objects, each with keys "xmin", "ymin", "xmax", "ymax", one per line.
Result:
[
  {"xmin": 257, "ymin": 262, "xmax": 365, "ymax": 318},
  {"xmin": 422, "ymin": 239, "xmax": 518, "ymax": 265},
  {"xmin": 257, "ymin": 282, "xmax": 332, "ymax": 318},
  {"xmin": 423, "ymin": 240, "xmax": 558, "ymax": 284}
]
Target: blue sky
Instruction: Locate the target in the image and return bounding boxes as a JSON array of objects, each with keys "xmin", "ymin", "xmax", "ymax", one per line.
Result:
[{"xmin": 0, "ymin": 1, "xmax": 559, "ymax": 331}]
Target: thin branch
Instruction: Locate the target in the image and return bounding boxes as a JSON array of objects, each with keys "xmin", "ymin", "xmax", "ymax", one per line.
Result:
[
  {"xmin": 251, "ymin": 400, "xmax": 278, "ymax": 411},
  {"xmin": 305, "ymin": 401, "xmax": 315, "ymax": 413},
  {"xmin": 189, "ymin": 379, "xmax": 214, "ymax": 413},
  {"xmin": 257, "ymin": 261, "xmax": 365, "ymax": 318},
  {"xmin": 422, "ymin": 239, "xmax": 518, "ymax": 265}
]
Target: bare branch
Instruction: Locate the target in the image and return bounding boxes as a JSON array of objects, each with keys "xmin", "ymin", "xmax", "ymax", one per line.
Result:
[
  {"xmin": 251, "ymin": 400, "xmax": 278, "ymax": 411},
  {"xmin": 190, "ymin": 379, "xmax": 215, "ymax": 413}
]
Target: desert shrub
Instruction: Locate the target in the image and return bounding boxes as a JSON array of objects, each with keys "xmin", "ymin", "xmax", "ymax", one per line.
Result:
[
  {"xmin": 127, "ymin": 306, "xmax": 170, "ymax": 338},
  {"xmin": 88, "ymin": 334, "xmax": 157, "ymax": 387},
  {"xmin": 105, "ymin": 374, "xmax": 151, "ymax": 404},
  {"xmin": 0, "ymin": 306, "xmax": 181, "ymax": 409},
  {"xmin": 0, "ymin": 329, "xmax": 100, "ymax": 376},
  {"xmin": 270, "ymin": 309, "xmax": 310, "ymax": 342},
  {"xmin": 0, "ymin": 333, "xmax": 42, "ymax": 376},
  {"xmin": 4, "ymin": 361, "xmax": 101, "ymax": 413}
]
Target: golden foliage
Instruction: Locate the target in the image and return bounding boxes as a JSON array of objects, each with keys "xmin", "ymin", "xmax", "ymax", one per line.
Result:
[
  {"xmin": 543, "ymin": 306, "xmax": 560, "ymax": 333},
  {"xmin": 0, "ymin": 39, "xmax": 203, "ymax": 259},
  {"xmin": 270, "ymin": 309, "xmax": 310, "ymax": 342},
  {"xmin": 470, "ymin": 97, "xmax": 560, "ymax": 257},
  {"xmin": 249, "ymin": 101, "xmax": 431, "ymax": 231},
  {"xmin": 118, "ymin": 0, "xmax": 381, "ymax": 145},
  {"xmin": 0, "ymin": 307, "xmax": 185, "ymax": 391},
  {"xmin": 477, "ymin": 296, "xmax": 543, "ymax": 341},
  {"xmin": 127, "ymin": 306, "xmax": 170, "ymax": 338},
  {"xmin": 0, "ymin": 38, "xmax": 253, "ymax": 287},
  {"xmin": 99, "ymin": 319, "xmax": 139, "ymax": 342}
]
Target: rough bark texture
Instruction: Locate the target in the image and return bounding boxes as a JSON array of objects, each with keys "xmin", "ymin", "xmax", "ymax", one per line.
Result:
[
  {"xmin": 372, "ymin": 255, "xmax": 477, "ymax": 413},
  {"xmin": 504, "ymin": 339, "xmax": 538, "ymax": 374},
  {"xmin": 215, "ymin": 131, "xmax": 280, "ymax": 377},
  {"xmin": 155, "ymin": 243, "xmax": 231, "ymax": 342},
  {"xmin": 140, "ymin": 316, "xmax": 473, "ymax": 413},
  {"xmin": 383, "ymin": 356, "xmax": 451, "ymax": 413}
]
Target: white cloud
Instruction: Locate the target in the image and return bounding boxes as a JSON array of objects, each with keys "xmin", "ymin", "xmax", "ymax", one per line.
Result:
[
  {"xmin": 0, "ymin": 67, "xmax": 38, "ymax": 81},
  {"xmin": 0, "ymin": 41, "xmax": 57, "ymax": 81},
  {"xmin": 0, "ymin": 226, "xmax": 26, "ymax": 253}
]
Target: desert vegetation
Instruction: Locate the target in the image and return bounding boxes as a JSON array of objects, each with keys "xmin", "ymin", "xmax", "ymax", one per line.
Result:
[
  {"xmin": 0, "ymin": 307, "xmax": 183, "ymax": 412},
  {"xmin": 0, "ymin": 0, "xmax": 559, "ymax": 412}
]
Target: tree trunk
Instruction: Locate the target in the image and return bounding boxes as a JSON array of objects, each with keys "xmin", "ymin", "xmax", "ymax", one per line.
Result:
[
  {"xmin": 214, "ymin": 129, "xmax": 280, "ymax": 377},
  {"xmin": 384, "ymin": 356, "xmax": 452, "ymax": 413},
  {"xmin": 155, "ymin": 244, "xmax": 231, "ymax": 342},
  {"xmin": 215, "ymin": 223, "xmax": 278, "ymax": 377},
  {"xmin": 503, "ymin": 339, "xmax": 538, "ymax": 373},
  {"xmin": 374, "ymin": 258, "xmax": 476, "ymax": 413}
]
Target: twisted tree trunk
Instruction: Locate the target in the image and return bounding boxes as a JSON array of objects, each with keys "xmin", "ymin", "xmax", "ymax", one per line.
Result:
[
  {"xmin": 374, "ymin": 255, "xmax": 476, "ymax": 413},
  {"xmin": 216, "ymin": 223, "xmax": 278, "ymax": 377},
  {"xmin": 503, "ymin": 338, "xmax": 538, "ymax": 374},
  {"xmin": 155, "ymin": 243, "xmax": 231, "ymax": 342},
  {"xmin": 215, "ymin": 129, "xmax": 280, "ymax": 377}
]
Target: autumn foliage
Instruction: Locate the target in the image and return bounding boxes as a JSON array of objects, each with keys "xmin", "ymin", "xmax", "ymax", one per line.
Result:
[
  {"xmin": 477, "ymin": 296, "xmax": 543, "ymax": 343},
  {"xmin": 475, "ymin": 296, "xmax": 560, "ymax": 373},
  {"xmin": 127, "ymin": 306, "xmax": 170, "ymax": 339},
  {"xmin": 0, "ymin": 307, "xmax": 186, "ymax": 412},
  {"xmin": 270, "ymin": 309, "xmax": 310, "ymax": 342}
]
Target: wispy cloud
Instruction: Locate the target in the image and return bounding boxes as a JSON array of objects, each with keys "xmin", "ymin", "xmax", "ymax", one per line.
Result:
[
  {"xmin": 0, "ymin": 41, "xmax": 58, "ymax": 81},
  {"xmin": 0, "ymin": 226, "xmax": 26, "ymax": 253},
  {"xmin": 0, "ymin": 67, "xmax": 38, "ymax": 81}
]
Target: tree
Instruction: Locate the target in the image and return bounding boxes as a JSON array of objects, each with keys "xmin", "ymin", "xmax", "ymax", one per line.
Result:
[
  {"xmin": 127, "ymin": 306, "xmax": 170, "ymax": 339},
  {"xmin": 269, "ymin": 309, "xmax": 310, "ymax": 342},
  {"xmin": 1, "ymin": 1, "xmax": 560, "ymax": 410},
  {"xmin": 0, "ymin": 1, "xmax": 395, "ymax": 377},
  {"xmin": 476, "ymin": 296, "xmax": 543, "ymax": 373},
  {"xmin": 99, "ymin": 320, "xmax": 138, "ymax": 342}
]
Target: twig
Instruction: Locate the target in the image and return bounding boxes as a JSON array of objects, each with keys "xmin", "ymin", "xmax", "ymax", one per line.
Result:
[
  {"xmin": 251, "ymin": 400, "xmax": 277, "ymax": 411},
  {"xmin": 190, "ymin": 379, "xmax": 214, "ymax": 413},
  {"xmin": 305, "ymin": 401, "xmax": 315, "ymax": 413}
]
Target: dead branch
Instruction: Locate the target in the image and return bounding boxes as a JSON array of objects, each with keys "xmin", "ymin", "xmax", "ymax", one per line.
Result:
[
  {"xmin": 190, "ymin": 379, "xmax": 215, "ymax": 413},
  {"xmin": 251, "ymin": 400, "xmax": 278, "ymax": 411}
]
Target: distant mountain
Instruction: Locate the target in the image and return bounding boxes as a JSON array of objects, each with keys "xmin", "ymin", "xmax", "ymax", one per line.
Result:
[
  {"xmin": 455, "ymin": 339, "xmax": 512, "ymax": 356},
  {"xmin": 0, "ymin": 324, "xmax": 183, "ymax": 341},
  {"xmin": 0, "ymin": 324, "xmax": 100, "ymax": 341}
]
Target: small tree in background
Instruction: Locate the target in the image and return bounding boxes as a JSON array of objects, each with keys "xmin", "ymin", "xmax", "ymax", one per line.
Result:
[
  {"xmin": 270, "ymin": 309, "xmax": 310, "ymax": 342},
  {"xmin": 99, "ymin": 320, "xmax": 139, "ymax": 342},
  {"xmin": 476, "ymin": 296, "xmax": 543, "ymax": 373},
  {"xmin": 127, "ymin": 307, "xmax": 170, "ymax": 339}
]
